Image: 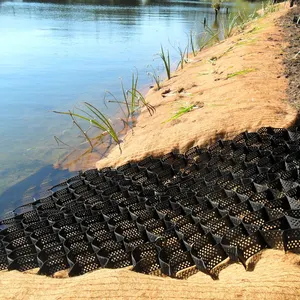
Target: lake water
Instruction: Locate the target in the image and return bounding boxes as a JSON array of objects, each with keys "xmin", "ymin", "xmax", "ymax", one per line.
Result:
[{"xmin": 0, "ymin": 0, "xmax": 260, "ymax": 213}]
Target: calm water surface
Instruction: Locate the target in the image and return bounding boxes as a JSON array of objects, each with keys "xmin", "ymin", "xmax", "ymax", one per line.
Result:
[{"xmin": 0, "ymin": 0, "xmax": 260, "ymax": 212}]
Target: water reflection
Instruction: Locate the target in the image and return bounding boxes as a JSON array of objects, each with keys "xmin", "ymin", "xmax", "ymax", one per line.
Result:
[
  {"xmin": 22, "ymin": 0, "xmax": 202, "ymax": 6},
  {"xmin": 3, "ymin": 0, "xmax": 225, "ymax": 8},
  {"xmin": 24, "ymin": 0, "xmax": 143, "ymax": 5}
]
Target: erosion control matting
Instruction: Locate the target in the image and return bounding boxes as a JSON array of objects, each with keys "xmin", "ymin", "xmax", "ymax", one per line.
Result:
[
  {"xmin": 94, "ymin": 5, "xmax": 298, "ymax": 172},
  {"xmin": 1, "ymin": 127, "xmax": 300, "ymax": 279}
]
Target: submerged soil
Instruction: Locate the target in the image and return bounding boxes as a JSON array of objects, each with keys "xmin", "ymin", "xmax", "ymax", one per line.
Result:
[{"xmin": 1, "ymin": 4, "xmax": 300, "ymax": 300}]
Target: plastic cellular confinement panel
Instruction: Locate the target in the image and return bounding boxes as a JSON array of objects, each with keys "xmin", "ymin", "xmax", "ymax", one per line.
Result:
[{"xmin": 1, "ymin": 127, "xmax": 300, "ymax": 279}]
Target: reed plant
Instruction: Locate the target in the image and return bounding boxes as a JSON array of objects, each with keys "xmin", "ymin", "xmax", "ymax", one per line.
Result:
[
  {"xmin": 54, "ymin": 136, "xmax": 74, "ymax": 150},
  {"xmin": 234, "ymin": 9, "xmax": 259, "ymax": 31},
  {"xmin": 147, "ymin": 65, "xmax": 162, "ymax": 90},
  {"xmin": 220, "ymin": 14, "xmax": 239, "ymax": 39},
  {"xmin": 158, "ymin": 45, "xmax": 171, "ymax": 80},
  {"xmin": 204, "ymin": 25, "xmax": 220, "ymax": 44},
  {"xmin": 177, "ymin": 45, "xmax": 188, "ymax": 70},
  {"xmin": 216, "ymin": 8, "xmax": 260, "ymax": 41},
  {"xmin": 128, "ymin": 88, "xmax": 156, "ymax": 116},
  {"xmin": 189, "ymin": 30, "xmax": 197, "ymax": 57},
  {"xmin": 196, "ymin": 26, "xmax": 220, "ymax": 52},
  {"xmin": 197, "ymin": 32, "xmax": 209, "ymax": 51},
  {"xmin": 54, "ymin": 102, "xmax": 121, "ymax": 151},
  {"xmin": 105, "ymin": 72, "xmax": 155, "ymax": 120}
]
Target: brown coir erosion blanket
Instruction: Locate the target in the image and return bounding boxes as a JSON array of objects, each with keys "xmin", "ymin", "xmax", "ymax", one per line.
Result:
[
  {"xmin": 96, "ymin": 5, "xmax": 297, "ymax": 170},
  {"xmin": 0, "ymin": 250, "xmax": 299, "ymax": 299},
  {"xmin": 1, "ymin": 5, "xmax": 300, "ymax": 300}
]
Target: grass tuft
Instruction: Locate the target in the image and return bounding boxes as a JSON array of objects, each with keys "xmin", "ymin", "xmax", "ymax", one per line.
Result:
[
  {"xmin": 158, "ymin": 45, "xmax": 171, "ymax": 80},
  {"xmin": 226, "ymin": 68, "xmax": 255, "ymax": 79},
  {"xmin": 189, "ymin": 30, "xmax": 197, "ymax": 57},
  {"xmin": 147, "ymin": 66, "xmax": 162, "ymax": 90},
  {"xmin": 53, "ymin": 102, "xmax": 121, "ymax": 152},
  {"xmin": 177, "ymin": 45, "xmax": 188, "ymax": 70},
  {"xmin": 162, "ymin": 104, "xmax": 196, "ymax": 124},
  {"xmin": 105, "ymin": 72, "xmax": 156, "ymax": 120}
]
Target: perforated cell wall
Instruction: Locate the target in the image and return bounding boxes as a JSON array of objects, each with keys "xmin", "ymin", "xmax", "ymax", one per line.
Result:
[{"xmin": 1, "ymin": 127, "xmax": 300, "ymax": 279}]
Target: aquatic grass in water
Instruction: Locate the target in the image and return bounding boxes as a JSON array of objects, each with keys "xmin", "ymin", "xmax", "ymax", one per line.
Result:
[
  {"xmin": 128, "ymin": 72, "xmax": 139, "ymax": 116},
  {"xmin": 204, "ymin": 25, "xmax": 220, "ymax": 43},
  {"xmin": 54, "ymin": 72, "xmax": 155, "ymax": 153},
  {"xmin": 128, "ymin": 88, "xmax": 156, "ymax": 117},
  {"xmin": 198, "ymin": 7, "xmax": 262, "ymax": 51},
  {"xmin": 54, "ymin": 102, "xmax": 122, "ymax": 151}
]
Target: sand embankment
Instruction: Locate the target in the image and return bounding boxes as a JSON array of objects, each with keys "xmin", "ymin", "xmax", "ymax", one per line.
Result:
[
  {"xmin": 96, "ymin": 4, "xmax": 297, "ymax": 170},
  {"xmin": 0, "ymin": 250, "xmax": 299, "ymax": 300}
]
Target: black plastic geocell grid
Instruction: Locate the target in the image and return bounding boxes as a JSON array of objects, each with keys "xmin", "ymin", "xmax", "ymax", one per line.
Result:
[{"xmin": 1, "ymin": 127, "xmax": 300, "ymax": 279}]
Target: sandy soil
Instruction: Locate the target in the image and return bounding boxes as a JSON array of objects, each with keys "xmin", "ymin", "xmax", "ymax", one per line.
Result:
[
  {"xmin": 1, "ymin": 5, "xmax": 300, "ymax": 300},
  {"xmin": 0, "ymin": 249, "xmax": 299, "ymax": 299},
  {"xmin": 96, "ymin": 4, "xmax": 297, "ymax": 170}
]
